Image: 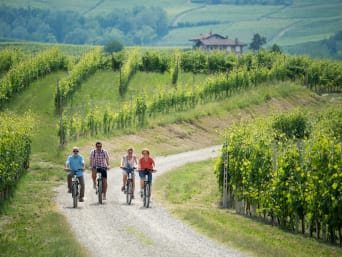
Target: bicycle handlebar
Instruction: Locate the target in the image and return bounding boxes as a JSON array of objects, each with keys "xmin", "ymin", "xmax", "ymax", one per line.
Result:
[{"xmin": 139, "ymin": 168, "xmax": 157, "ymax": 173}]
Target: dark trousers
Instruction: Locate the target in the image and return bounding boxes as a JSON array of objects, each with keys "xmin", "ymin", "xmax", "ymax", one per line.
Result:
[{"xmin": 68, "ymin": 173, "xmax": 85, "ymax": 198}]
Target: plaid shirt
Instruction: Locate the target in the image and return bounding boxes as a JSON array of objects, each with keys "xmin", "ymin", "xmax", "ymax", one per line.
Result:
[{"xmin": 90, "ymin": 149, "xmax": 109, "ymax": 168}]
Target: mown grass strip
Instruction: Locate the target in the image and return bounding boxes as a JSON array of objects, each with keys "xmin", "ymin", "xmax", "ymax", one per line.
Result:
[
  {"xmin": 0, "ymin": 166, "xmax": 90, "ymax": 257},
  {"xmin": 154, "ymin": 160, "xmax": 342, "ymax": 257}
]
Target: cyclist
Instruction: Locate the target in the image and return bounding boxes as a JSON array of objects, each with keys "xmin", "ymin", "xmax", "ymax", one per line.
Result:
[
  {"xmin": 64, "ymin": 147, "xmax": 85, "ymax": 202},
  {"xmin": 120, "ymin": 147, "xmax": 137, "ymax": 198},
  {"xmin": 90, "ymin": 142, "xmax": 110, "ymax": 200},
  {"xmin": 138, "ymin": 148, "xmax": 155, "ymax": 198}
]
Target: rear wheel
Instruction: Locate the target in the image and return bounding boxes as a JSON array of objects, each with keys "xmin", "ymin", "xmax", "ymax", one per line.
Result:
[
  {"xmin": 98, "ymin": 179, "xmax": 103, "ymax": 204},
  {"xmin": 126, "ymin": 180, "xmax": 132, "ymax": 205},
  {"xmin": 72, "ymin": 183, "xmax": 78, "ymax": 208},
  {"xmin": 144, "ymin": 183, "xmax": 150, "ymax": 208}
]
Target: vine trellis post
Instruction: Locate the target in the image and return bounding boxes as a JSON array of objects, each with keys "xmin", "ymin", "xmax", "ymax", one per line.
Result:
[{"xmin": 222, "ymin": 136, "xmax": 229, "ymax": 208}]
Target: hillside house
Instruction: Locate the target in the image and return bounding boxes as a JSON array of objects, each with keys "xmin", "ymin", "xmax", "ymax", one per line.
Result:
[{"xmin": 190, "ymin": 32, "xmax": 247, "ymax": 54}]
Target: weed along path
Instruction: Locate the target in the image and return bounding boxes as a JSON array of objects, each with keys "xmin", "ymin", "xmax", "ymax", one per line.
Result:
[{"xmin": 56, "ymin": 146, "xmax": 248, "ymax": 257}]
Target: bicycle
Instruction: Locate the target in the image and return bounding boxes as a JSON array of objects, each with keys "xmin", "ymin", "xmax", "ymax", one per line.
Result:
[
  {"xmin": 70, "ymin": 169, "xmax": 81, "ymax": 208},
  {"xmin": 121, "ymin": 167, "xmax": 136, "ymax": 205},
  {"xmin": 95, "ymin": 166, "xmax": 107, "ymax": 204},
  {"xmin": 140, "ymin": 169, "xmax": 156, "ymax": 208}
]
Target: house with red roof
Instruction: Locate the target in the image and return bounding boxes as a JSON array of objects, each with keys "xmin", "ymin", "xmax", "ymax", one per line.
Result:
[{"xmin": 190, "ymin": 32, "xmax": 247, "ymax": 54}]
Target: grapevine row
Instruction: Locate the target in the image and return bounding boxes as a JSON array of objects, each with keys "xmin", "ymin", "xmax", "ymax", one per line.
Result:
[
  {"xmin": 55, "ymin": 48, "xmax": 105, "ymax": 113},
  {"xmin": 215, "ymin": 110, "xmax": 342, "ymax": 245},
  {"xmin": 0, "ymin": 48, "xmax": 67, "ymax": 109},
  {"xmin": 0, "ymin": 48, "xmax": 24, "ymax": 74},
  {"xmin": 119, "ymin": 48, "xmax": 139, "ymax": 96},
  {"xmin": 0, "ymin": 112, "xmax": 35, "ymax": 202}
]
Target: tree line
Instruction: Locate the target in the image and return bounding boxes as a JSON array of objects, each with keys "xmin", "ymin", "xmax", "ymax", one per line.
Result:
[{"xmin": 0, "ymin": 5, "xmax": 168, "ymax": 45}]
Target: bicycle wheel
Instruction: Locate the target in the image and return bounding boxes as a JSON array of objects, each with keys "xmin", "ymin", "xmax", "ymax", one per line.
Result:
[
  {"xmin": 144, "ymin": 183, "xmax": 150, "ymax": 208},
  {"xmin": 98, "ymin": 179, "xmax": 103, "ymax": 204},
  {"xmin": 72, "ymin": 182, "xmax": 78, "ymax": 208},
  {"xmin": 126, "ymin": 180, "xmax": 133, "ymax": 205}
]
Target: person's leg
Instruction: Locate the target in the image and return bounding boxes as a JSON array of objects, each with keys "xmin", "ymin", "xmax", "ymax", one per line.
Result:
[
  {"xmin": 139, "ymin": 172, "xmax": 144, "ymax": 197},
  {"xmin": 67, "ymin": 172, "xmax": 72, "ymax": 192},
  {"xmin": 132, "ymin": 173, "xmax": 135, "ymax": 194},
  {"xmin": 91, "ymin": 168, "xmax": 96, "ymax": 188},
  {"xmin": 122, "ymin": 172, "xmax": 128, "ymax": 191},
  {"xmin": 148, "ymin": 173, "xmax": 153, "ymax": 197},
  {"xmin": 103, "ymin": 178, "xmax": 107, "ymax": 199},
  {"xmin": 78, "ymin": 176, "xmax": 85, "ymax": 200}
]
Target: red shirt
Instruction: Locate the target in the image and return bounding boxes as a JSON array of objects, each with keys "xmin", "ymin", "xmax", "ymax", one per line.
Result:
[{"xmin": 139, "ymin": 157, "xmax": 155, "ymax": 170}]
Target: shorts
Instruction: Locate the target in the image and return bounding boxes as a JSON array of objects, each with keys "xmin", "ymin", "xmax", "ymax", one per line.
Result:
[
  {"xmin": 93, "ymin": 166, "xmax": 107, "ymax": 179},
  {"xmin": 139, "ymin": 170, "xmax": 152, "ymax": 183},
  {"xmin": 122, "ymin": 167, "xmax": 135, "ymax": 175}
]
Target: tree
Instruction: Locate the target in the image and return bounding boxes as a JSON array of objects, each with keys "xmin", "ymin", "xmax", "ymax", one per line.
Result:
[
  {"xmin": 249, "ymin": 33, "xmax": 267, "ymax": 51},
  {"xmin": 104, "ymin": 40, "xmax": 124, "ymax": 54},
  {"xmin": 270, "ymin": 43, "xmax": 282, "ymax": 53}
]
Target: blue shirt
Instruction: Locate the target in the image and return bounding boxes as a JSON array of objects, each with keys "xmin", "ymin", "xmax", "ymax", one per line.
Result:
[{"xmin": 66, "ymin": 154, "xmax": 85, "ymax": 177}]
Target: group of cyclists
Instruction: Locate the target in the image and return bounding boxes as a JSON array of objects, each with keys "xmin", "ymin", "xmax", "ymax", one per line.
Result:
[{"xmin": 64, "ymin": 141, "xmax": 155, "ymax": 202}]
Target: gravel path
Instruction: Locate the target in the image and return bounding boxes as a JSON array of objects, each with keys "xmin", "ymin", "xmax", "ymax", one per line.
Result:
[{"xmin": 55, "ymin": 146, "xmax": 248, "ymax": 257}]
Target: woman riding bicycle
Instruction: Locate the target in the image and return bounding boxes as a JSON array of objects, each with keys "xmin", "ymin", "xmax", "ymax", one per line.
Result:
[
  {"xmin": 120, "ymin": 147, "xmax": 137, "ymax": 198},
  {"xmin": 138, "ymin": 148, "xmax": 155, "ymax": 198}
]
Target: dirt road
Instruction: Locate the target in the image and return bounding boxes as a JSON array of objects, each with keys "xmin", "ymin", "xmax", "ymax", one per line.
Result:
[{"xmin": 56, "ymin": 146, "xmax": 248, "ymax": 257}]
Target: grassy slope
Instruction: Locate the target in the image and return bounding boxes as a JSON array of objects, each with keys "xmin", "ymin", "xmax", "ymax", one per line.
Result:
[
  {"xmin": 0, "ymin": 65, "xmax": 331, "ymax": 257},
  {"xmin": 5, "ymin": 71, "xmax": 67, "ymax": 161},
  {"xmin": 154, "ymin": 160, "xmax": 342, "ymax": 257}
]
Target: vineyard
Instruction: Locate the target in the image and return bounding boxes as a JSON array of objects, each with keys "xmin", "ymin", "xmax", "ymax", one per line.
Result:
[
  {"xmin": 215, "ymin": 110, "xmax": 342, "ymax": 246},
  {"xmin": 58, "ymin": 48, "xmax": 342, "ymax": 143},
  {"xmin": 0, "ymin": 112, "xmax": 34, "ymax": 201},
  {"xmin": 0, "ymin": 45, "xmax": 341, "ymax": 247}
]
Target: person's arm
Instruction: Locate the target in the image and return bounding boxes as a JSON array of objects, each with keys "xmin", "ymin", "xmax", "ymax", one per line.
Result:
[
  {"xmin": 120, "ymin": 155, "xmax": 125, "ymax": 168},
  {"xmin": 152, "ymin": 158, "xmax": 156, "ymax": 170},
  {"xmin": 64, "ymin": 157, "xmax": 70, "ymax": 171},
  {"xmin": 89, "ymin": 150, "xmax": 94, "ymax": 168},
  {"xmin": 105, "ymin": 151, "xmax": 110, "ymax": 169},
  {"xmin": 80, "ymin": 156, "xmax": 85, "ymax": 170},
  {"xmin": 133, "ymin": 156, "xmax": 138, "ymax": 167}
]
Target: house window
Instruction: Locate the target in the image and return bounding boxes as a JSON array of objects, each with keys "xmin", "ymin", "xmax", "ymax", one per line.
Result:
[
  {"xmin": 235, "ymin": 46, "xmax": 241, "ymax": 52},
  {"xmin": 226, "ymin": 46, "xmax": 231, "ymax": 52}
]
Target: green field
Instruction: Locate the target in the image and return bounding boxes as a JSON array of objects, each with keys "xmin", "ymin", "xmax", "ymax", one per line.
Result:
[{"xmin": 1, "ymin": 0, "xmax": 342, "ymax": 54}]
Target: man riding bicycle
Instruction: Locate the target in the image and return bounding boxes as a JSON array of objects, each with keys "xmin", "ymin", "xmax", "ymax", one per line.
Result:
[
  {"xmin": 138, "ymin": 148, "xmax": 155, "ymax": 198},
  {"xmin": 120, "ymin": 147, "xmax": 137, "ymax": 198},
  {"xmin": 90, "ymin": 142, "xmax": 110, "ymax": 200},
  {"xmin": 64, "ymin": 147, "xmax": 85, "ymax": 202}
]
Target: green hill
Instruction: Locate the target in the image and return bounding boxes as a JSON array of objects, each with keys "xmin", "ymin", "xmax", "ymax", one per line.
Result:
[{"xmin": 1, "ymin": 0, "xmax": 342, "ymax": 58}]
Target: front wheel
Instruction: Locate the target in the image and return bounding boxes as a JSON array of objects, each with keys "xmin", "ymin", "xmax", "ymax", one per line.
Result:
[
  {"xmin": 126, "ymin": 180, "xmax": 133, "ymax": 205},
  {"xmin": 98, "ymin": 179, "xmax": 103, "ymax": 204},
  {"xmin": 143, "ymin": 183, "xmax": 150, "ymax": 208},
  {"xmin": 72, "ymin": 183, "xmax": 78, "ymax": 208}
]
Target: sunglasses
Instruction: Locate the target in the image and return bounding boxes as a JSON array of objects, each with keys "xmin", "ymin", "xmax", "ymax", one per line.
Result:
[{"xmin": 73, "ymin": 150, "xmax": 79, "ymax": 153}]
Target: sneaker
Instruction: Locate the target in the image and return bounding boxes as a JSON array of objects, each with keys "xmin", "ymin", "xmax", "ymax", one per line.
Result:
[
  {"xmin": 121, "ymin": 186, "xmax": 125, "ymax": 192},
  {"xmin": 79, "ymin": 198, "xmax": 84, "ymax": 202}
]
